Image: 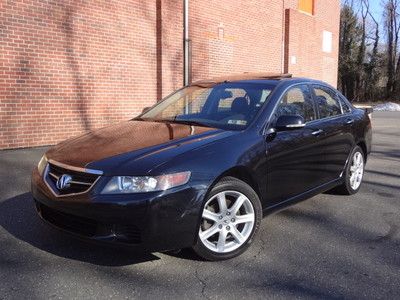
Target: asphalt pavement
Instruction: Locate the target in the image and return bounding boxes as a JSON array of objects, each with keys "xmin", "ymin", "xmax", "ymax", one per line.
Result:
[{"xmin": 0, "ymin": 111, "xmax": 399, "ymax": 299}]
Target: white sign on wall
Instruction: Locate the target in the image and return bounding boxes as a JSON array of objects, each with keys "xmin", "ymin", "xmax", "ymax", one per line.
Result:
[{"xmin": 322, "ymin": 30, "xmax": 333, "ymax": 53}]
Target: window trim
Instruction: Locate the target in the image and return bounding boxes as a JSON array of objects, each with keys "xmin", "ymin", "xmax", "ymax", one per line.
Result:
[
  {"xmin": 336, "ymin": 93, "xmax": 354, "ymax": 115},
  {"xmin": 311, "ymin": 84, "xmax": 345, "ymax": 121},
  {"xmin": 264, "ymin": 83, "xmax": 317, "ymax": 133},
  {"xmin": 337, "ymin": 95, "xmax": 347, "ymax": 114}
]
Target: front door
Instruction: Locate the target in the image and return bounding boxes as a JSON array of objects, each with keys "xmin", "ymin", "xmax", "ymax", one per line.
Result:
[{"xmin": 265, "ymin": 84, "xmax": 327, "ymax": 206}]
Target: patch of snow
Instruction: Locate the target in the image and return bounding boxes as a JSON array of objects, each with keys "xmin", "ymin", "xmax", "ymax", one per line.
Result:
[{"xmin": 373, "ymin": 102, "xmax": 400, "ymax": 112}]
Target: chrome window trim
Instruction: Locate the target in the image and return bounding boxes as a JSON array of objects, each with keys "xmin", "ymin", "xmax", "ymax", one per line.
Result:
[
  {"xmin": 262, "ymin": 82, "xmax": 316, "ymax": 134},
  {"xmin": 312, "ymin": 84, "xmax": 347, "ymax": 121},
  {"xmin": 336, "ymin": 93, "xmax": 354, "ymax": 114},
  {"xmin": 308, "ymin": 112, "xmax": 349, "ymax": 124},
  {"xmin": 312, "ymin": 83, "xmax": 354, "ymax": 122},
  {"xmin": 262, "ymin": 82, "xmax": 355, "ymax": 135}
]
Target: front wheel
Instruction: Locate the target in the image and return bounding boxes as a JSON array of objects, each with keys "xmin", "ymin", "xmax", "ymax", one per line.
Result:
[
  {"xmin": 192, "ymin": 177, "xmax": 262, "ymax": 261},
  {"xmin": 334, "ymin": 146, "xmax": 365, "ymax": 195}
]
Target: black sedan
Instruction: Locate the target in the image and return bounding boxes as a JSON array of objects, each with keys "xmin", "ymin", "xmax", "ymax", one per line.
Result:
[{"xmin": 31, "ymin": 73, "xmax": 372, "ymax": 261}]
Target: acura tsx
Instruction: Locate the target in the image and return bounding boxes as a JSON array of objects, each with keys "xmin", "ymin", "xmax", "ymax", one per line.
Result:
[{"xmin": 31, "ymin": 73, "xmax": 372, "ymax": 260}]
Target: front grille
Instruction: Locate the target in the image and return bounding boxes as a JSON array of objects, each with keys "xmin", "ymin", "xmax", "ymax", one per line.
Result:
[
  {"xmin": 36, "ymin": 203, "xmax": 142, "ymax": 244},
  {"xmin": 45, "ymin": 162, "xmax": 99, "ymax": 196}
]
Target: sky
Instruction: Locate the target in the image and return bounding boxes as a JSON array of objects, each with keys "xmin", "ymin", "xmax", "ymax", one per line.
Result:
[
  {"xmin": 341, "ymin": 0, "xmax": 384, "ymax": 21},
  {"xmin": 369, "ymin": 0, "xmax": 384, "ymax": 22},
  {"xmin": 341, "ymin": 0, "xmax": 386, "ymax": 31}
]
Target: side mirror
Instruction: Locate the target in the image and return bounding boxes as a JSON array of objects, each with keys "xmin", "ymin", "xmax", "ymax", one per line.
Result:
[
  {"xmin": 141, "ymin": 106, "xmax": 151, "ymax": 114},
  {"xmin": 275, "ymin": 115, "xmax": 305, "ymax": 131}
]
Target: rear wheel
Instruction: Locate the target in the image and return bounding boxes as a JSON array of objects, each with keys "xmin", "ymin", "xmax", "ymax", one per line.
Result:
[
  {"xmin": 334, "ymin": 146, "xmax": 365, "ymax": 195},
  {"xmin": 193, "ymin": 177, "xmax": 262, "ymax": 261}
]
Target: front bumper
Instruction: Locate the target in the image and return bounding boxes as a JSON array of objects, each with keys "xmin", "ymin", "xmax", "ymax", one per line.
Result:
[{"xmin": 31, "ymin": 167, "xmax": 208, "ymax": 252}]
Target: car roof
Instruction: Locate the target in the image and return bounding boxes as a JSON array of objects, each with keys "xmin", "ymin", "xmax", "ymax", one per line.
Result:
[
  {"xmin": 191, "ymin": 72, "xmax": 293, "ymax": 87},
  {"xmin": 190, "ymin": 73, "xmax": 331, "ymax": 88}
]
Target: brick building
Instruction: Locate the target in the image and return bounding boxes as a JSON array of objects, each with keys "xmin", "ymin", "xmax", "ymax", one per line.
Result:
[{"xmin": 0, "ymin": 0, "xmax": 340, "ymax": 149}]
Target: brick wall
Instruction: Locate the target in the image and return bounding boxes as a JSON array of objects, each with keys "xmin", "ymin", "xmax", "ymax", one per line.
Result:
[
  {"xmin": 0, "ymin": 0, "xmax": 339, "ymax": 150},
  {"xmin": 190, "ymin": 0, "xmax": 285, "ymax": 81},
  {"xmin": 285, "ymin": 0, "xmax": 340, "ymax": 86}
]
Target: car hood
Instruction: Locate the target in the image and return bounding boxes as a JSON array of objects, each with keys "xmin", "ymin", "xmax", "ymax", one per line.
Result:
[{"xmin": 46, "ymin": 120, "xmax": 228, "ymax": 174}]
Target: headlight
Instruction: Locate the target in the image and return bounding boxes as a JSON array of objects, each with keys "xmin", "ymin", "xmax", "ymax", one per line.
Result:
[
  {"xmin": 101, "ymin": 171, "xmax": 191, "ymax": 194},
  {"xmin": 37, "ymin": 155, "xmax": 48, "ymax": 176}
]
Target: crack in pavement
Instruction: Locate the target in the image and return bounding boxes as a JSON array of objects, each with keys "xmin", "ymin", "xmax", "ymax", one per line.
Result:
[
  {"xmin": 256, "ymin": 233, "xmax": 267, "ymax": 257},
  {"xmin": 194, "ymin": 269, "xmax": 210, "ymax": 300},
  {"xmin": 234, "ymin": 229, "xmax": 266, "ymax": 268},
  {"xmin": 373, "ymin": 212, "xmax": 400, "ymax": 243}
]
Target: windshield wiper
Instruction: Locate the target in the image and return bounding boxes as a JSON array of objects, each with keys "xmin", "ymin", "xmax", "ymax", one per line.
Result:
[
  {"xmin": 165, "ymin": 119, "xmax": 211, "ymax": 128},
  {"xmin": 133, "ymin": 117, "xmax": 212, "ymax": 128}
]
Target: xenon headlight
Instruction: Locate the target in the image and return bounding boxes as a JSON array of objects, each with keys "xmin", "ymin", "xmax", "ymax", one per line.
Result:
[
  {"xmin": 101, "ymin": 171, "xmax": 191, "ymax": 194},
  {"xmin": 37, "ymin": 155, "xmax": 48, "ymax": 176}
]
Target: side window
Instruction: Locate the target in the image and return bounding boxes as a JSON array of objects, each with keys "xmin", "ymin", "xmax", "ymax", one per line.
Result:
[
  {"xmin": 314, "ymin": 86, "xmax": 342, "ymax": 118},
  {"xmin": 338, "ymin": 95, "xmax": 352, "ymax": 114},
  {"xmin": 274, "ymin": 85, "xmax": 316, "ymax": 123}
]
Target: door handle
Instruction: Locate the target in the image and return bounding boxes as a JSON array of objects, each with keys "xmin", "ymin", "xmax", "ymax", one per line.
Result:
[
  {"xmin": 345, "ymin": 118, "xmax": 354, "ymax": 125},
  {"xmin": 311, "ymin": 129, "xmax": 324, "ymax": 136}
]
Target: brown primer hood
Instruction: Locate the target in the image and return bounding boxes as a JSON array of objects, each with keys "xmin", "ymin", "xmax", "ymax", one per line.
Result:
[{"xmin": 46, "ymin": 120, "xmax": 214, "ymax": 168}]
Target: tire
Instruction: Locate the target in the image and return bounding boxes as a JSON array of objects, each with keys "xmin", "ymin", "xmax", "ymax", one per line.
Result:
[
  {"xmin": 192, "ymin": 176, "xmax": 262, "ymax": 261},
  {"xmin": 333, "ymin": 145, "xmax": 365, "ymax": 195}
]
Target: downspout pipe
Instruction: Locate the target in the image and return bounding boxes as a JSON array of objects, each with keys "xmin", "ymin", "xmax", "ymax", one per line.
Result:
[
  {"xmin": 183, "ymin": 0, "xmax": 190, "ymax": 86},
  {"xmin": 281, "ymin": 0, "xmax": 285, "ymax": 74}
]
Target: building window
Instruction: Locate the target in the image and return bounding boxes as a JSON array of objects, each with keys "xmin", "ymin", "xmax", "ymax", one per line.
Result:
[{"xmin": 299, "ymin": 0, "xmax": 314, "ymax": 15}]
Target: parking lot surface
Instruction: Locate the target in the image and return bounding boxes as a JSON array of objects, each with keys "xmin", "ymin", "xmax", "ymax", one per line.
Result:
[{"xmin": 0, "ymin": 112, "xmax": 399, "ymax": 299}]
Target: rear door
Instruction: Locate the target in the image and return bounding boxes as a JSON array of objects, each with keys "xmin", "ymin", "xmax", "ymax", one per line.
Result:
[{"xmin": 311, "ymin": 85, "xmax": 354, "ymax": 182}]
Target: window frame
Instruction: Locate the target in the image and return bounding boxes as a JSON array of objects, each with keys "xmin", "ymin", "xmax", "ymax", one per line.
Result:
[
  {"xmin": 311, "ymin": 84, "xmax": 346, "ymax": 121},
  {"xmin": 269, "ymin": 83, "xmax": 318, "ymax": 127},
  {"xmin": 336, "ymin": 93, "xmax": 354, "ymax": 115}
]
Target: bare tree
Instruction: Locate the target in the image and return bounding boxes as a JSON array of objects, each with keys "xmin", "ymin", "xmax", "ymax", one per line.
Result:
[
  {"xmin": 339, "ymin": 0, "xmax": 400, "ymax": 102},
  {"xmin": 364, "ymin": 0, "xmax": 380, "ymax": 100},
  {"xmin": 354, "ymin": 0, "xmax": 369, "ymax": 101},
  {"xmin": 384, "ymin": 0, "xmax": 400, "ymax": 98}
]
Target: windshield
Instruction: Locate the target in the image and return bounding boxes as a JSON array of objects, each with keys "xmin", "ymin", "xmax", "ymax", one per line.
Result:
[{"xmin": 138, "ymin": 82, "xmax": 276, "ymax": 130}]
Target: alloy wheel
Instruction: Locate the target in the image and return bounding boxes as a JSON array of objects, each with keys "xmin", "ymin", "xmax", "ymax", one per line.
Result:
[
  {"xmin": 349, "ymin": 151, "xmax": 364, "ymax": 190},
  {"xmin": 199, "ymin": 191, "xmax": 255, "ymax": 253}
]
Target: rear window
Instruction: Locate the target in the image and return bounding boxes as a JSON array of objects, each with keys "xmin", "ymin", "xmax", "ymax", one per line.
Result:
[{"xmin": 313, "ymin": 86, "xmax": 342, "ymax": 118}]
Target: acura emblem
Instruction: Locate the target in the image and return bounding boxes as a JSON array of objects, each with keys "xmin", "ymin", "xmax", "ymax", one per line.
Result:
[{"xmin": 56, "ymin": 174, "xmax": 72, "ymax": 190}]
